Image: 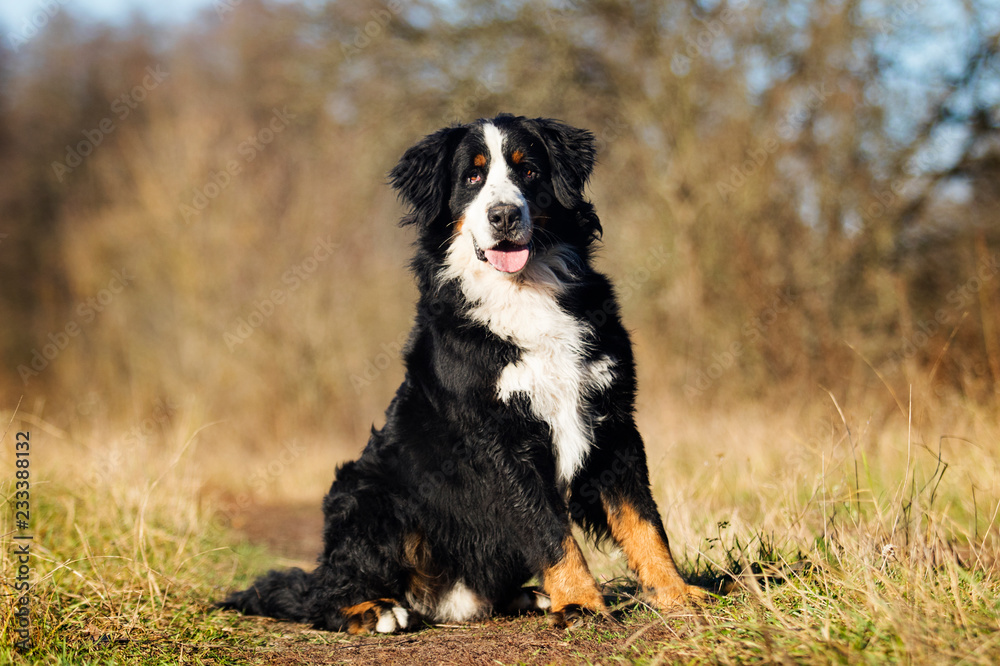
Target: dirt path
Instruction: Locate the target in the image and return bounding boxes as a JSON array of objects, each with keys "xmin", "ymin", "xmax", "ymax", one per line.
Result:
[
  {"xmin": 229, "ymin": 504, "xmax": 694, "ymax": 665},
  {"xmin": 219, "ymin": 614, "xmax": 690, "ymax": 665}
]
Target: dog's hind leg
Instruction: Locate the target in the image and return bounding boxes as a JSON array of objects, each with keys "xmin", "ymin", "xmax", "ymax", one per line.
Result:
[
  {"xmin": 219, "ymin": 563, "xmax": 413, "ymax": 634},
  {"xmin": 338, "ymin": 598, "xmax": 411, "ymax": 634}
]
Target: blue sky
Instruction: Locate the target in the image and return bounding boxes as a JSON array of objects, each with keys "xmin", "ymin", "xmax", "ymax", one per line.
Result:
[{"xmin": 0, "ymin": 0, "xmax": 215, "ymax": 30}]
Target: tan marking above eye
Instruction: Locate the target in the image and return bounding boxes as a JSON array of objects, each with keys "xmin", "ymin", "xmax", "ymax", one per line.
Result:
[
  {"xmin": 474, "ymin": 154, "xmax": 487, "ymax": 167},
  {"xmin": 511, "ymin": 149, "xmax": 525, "ymax": 164}
]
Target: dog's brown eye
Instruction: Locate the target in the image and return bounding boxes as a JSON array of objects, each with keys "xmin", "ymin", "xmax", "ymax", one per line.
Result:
[
  {"xmin": 468, "ymin": 170, "xmax": 483, "ymax": 184},
  {"xmin": 522, "ymin": 168, "xmax": 538, "ymax": 181}
]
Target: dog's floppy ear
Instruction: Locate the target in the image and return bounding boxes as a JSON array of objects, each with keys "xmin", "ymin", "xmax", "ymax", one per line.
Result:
[
  {"xmin": 525, "ymin": 117, "xmax": 597, "ymax": 210},
  {"xmin": 389, "ymin": 125, "xmax": 468, "ymax": 227}
]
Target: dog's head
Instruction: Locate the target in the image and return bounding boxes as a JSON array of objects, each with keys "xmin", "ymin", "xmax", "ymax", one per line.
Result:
[{"xmin": 390, "ymin": 114, "xmax": 600, "ymax": 278}]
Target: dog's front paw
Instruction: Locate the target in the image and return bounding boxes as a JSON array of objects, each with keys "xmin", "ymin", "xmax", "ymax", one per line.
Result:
[
  {"xmin": 650, "ymin": 584, "xmax": 711, "ymax": 610},
  {"xmin": 341, "ymin": 599, "xmax": 410, "ymax": 635},
  {"xmin": 547, "ymin": 603, "xmax": 602, "ymax": 630},
  {"xmin": 548, "ymin": 602, "xmax": 624, "ymax": 631}
]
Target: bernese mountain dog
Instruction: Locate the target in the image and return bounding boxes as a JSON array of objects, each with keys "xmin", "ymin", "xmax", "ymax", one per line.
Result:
[{"xmin": 219, "ymin": 113, "xmax": 706, "ymax": 634}]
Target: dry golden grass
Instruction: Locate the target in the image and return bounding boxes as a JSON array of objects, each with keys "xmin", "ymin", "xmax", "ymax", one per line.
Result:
[{"xmin": 3, "ymin": 387, "xmax": 998, "ymax": 664}]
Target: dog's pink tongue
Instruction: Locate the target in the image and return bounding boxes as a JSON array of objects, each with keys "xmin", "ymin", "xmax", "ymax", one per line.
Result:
[{"xmin": 484, "ymin": 245, "xmax": 530, "ymax": 273}]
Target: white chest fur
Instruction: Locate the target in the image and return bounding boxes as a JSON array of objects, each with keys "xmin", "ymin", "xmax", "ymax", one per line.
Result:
[
  {"xmin": 497, "ymin": 329, "xmax": 615, "ymax": 484},
  {"xmin": 442, "ymin": 244, "xmax": 616, "ymax": 483}
]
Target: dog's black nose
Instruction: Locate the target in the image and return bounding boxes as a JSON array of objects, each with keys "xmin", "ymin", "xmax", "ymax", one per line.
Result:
[{"xmin": 487, "ymin": 204, "xmax": 522, "ymax": 235}]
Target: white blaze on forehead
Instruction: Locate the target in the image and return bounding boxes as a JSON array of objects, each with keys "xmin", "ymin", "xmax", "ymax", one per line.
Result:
[
  {"xmin": 481, "ymin": 123, "xmax": 510, "ymax": 193},
  {"xmin": 482, "ymin": 122, "xmax": 506, "ymax": 175},
  {"xmin": 462, "ymin": 123, "xmax": 531, "ymax": 249}
]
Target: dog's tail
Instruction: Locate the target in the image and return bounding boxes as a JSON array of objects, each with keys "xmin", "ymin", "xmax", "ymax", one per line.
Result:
[{"xmin": 217, "ymin": 567, "xmax": 316, "ymax": 623}]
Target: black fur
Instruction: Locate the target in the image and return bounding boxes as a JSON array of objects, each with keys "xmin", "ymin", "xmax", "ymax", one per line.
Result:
[{"xmin": 219, "ymin": 114, "xmax": 684, "ymax": 631}]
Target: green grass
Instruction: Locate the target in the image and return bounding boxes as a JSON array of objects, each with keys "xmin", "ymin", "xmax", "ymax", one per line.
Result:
[{"xmin": 0, "ymin": 491, "xmax": 263, "ymax": 664}]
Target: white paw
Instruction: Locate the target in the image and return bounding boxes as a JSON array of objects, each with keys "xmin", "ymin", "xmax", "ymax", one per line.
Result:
[{"xmin": 375, "ymin": 606, "xmax": 409, "ymax": 633}]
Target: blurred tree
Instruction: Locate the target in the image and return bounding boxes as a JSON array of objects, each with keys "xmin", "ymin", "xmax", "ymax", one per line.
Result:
[{"xmin": 1, "ymin": 0, "xmax": 997, "ymax": 435}]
